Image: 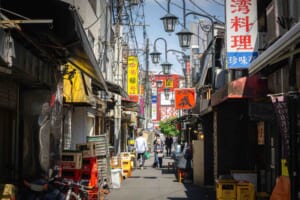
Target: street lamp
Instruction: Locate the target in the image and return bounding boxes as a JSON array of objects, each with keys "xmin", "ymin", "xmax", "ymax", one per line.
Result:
[
  {"xmin": 156, "ymin": 80, "xmax": 163, "ymax": 88},
  {"xmin": 164, "ymin": 87, "xmax": 170, "ymax": 100},
  {"xmin": 161, "ymin": 0, "xmax": 214, "ymax": 49},
  {"xmin": 167, "ymin": 49, "xmax": 189, "ymax": 87},
  {"xmin": 150, "ymin": 37, "xmax": 172, "ymax": 75}
]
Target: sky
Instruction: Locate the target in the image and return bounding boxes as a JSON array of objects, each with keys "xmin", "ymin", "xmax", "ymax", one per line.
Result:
[{"xmin": 130, "ymin": 0, "xmax": 225, "ymax": 74}]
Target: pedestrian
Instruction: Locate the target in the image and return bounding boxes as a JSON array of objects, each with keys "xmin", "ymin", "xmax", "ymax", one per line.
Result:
[
  {"xmin": 165, "ymin": 135, "xmax": 173, "ymax": 157},
  {"xmin": 153, "ymin": 137, "xmax": 164, "ymax": 168},
  {"xmin": 152, "ymin": 133, "xmax": 159, "ymax": 167},
  {"xmin": 184, "ymin": 142, "xmax": 193, "ymax": 179},
  {"xmin": 134, "ymin": 130, "xmax": 148, "ymax": 170}
]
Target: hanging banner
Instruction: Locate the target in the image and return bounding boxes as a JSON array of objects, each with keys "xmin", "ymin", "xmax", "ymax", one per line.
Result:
[
  {"xmin": 127, "ymin": 56, "xmax": 139, "ymax": 95},
  {"xmin": 226, "ymin": 0, "xmax": 258, "ymax": 68},
  {"xmin": 270, "ymin": 95, "xmax": 289, "ymax": 158},
  {"xmin": 174, "ymin": 88, "xmax": 196, "ymax": 110}
]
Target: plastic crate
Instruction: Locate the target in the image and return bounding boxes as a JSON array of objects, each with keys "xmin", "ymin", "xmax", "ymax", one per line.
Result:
[
  {"xmin": 61, "ymin": 150, "xmax": 82, "ymax": 170},
  {"xmin": 121, "ymin": 160, "xmax": 131, "ymax": 170},
  {"xmin": 120, "ymin": 152, "xmax": 131, "ymax": 161},
  {"xmin": 216, "ymin": 179, "xmax": 237, "ymax": 200},
  {"xmin": 82, "ymin": 157, "xmax": 97, "ymax": 173},
  {"xmin": 76, "ymin": 143, "xmax": 97, "ymax": 158},
  {"xmin": 237, "ymin": 182, "xmax": 255, "ymax": 200}
]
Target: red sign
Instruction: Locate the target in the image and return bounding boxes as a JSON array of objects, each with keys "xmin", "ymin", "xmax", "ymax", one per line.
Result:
[
  {"xmin": 129, "ymin": 95, "xmax": 139, "ymax": 103},
  {"xmin": 174, "ymin": 88, "xmax": 196, "ymax": 110}
]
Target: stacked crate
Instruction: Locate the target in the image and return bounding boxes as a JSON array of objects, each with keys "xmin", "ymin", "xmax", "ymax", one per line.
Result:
[
  {"xmin": 61, "ymin": 150, "xmax": 82, "ymax": 182},
  {"xmin": 81, "ymin": 157, "xmax": 99, "ymax": 200},
  {"xmin": 120, "ymin": 152, "xmax": 132, "ymax": 178},
  {"xmin": 87, "ymin": 135, "xmax": 111, "ymax": 186}
]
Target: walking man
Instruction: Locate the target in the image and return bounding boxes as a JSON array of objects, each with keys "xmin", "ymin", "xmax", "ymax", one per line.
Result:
[
  {"xmin": 135, "ymin": 130, "xmax": 148, "ymax": 169},
  {"xmin": 165, "ymin": 135, "xmax": 173, "ymax": 157}
]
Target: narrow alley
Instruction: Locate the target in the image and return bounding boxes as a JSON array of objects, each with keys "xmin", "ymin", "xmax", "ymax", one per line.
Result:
[{"xmin": 105, "ymin": 155, "xmax": 215, "ymax": 200}]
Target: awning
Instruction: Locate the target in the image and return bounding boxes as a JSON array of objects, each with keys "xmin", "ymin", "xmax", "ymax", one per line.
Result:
[
  {"xmin": 122, "ymin": 98, "xmax": 140, "ymax": 112},
  {"xmin": 170, "ymin": 114, "xmax": 200, "ymax": 124},
  {"xmin": 63, "ymin": 63, "xmax": 95, "ymax": 105},
  {"xmin": 249, "ymin": 22, "xmax": 300, "ymax": 75},
  {"xmin": 106, "ymin": 81, "xmax": 129, "ymax": 98},
  {"xmin": 211, "ymin": 74, "xmax": 267, "ymax": 107},
  {"xmin": 1, "ymin": 0, "xmax": 108, "ymax": 91}
]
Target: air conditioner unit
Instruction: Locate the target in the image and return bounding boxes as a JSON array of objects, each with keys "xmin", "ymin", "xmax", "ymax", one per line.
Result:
[{"xmin": 266, "ymin": 0, "xmax": 279, "ymax": 43}]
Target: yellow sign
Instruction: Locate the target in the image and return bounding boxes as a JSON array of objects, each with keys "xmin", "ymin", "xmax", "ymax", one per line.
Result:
[
  {"xmin": 165, "ymin": 79, "xmax": 173, "ymax": 88},
  {"xmin": 127, "ymin": 56, "xmax": 139, "ymax": 95}
]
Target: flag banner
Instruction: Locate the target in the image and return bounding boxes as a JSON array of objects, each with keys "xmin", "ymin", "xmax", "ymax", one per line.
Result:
[{"xmin": 270, "ymin": 95, "xmax": 289, "ymax": 158}]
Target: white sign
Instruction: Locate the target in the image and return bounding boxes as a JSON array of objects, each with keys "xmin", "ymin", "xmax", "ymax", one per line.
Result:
[{"xmin": 226, "ymin": 0, "xmax": 258, "ymax": 68}]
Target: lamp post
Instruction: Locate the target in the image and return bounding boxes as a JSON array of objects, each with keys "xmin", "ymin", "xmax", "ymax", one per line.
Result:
[
  {"xmin": 167, "ymin": 49, "xmax": 190, "ymax": 88},
  {"xmin": 160, "ymin": 1, "xmax": 215, "ymax": 88},
  {"xmin": 150, "ymin": 37, "xmax": 172, "ymax": 75}
]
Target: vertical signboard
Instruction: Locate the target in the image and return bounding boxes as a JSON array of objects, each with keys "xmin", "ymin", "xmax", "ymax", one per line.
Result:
[
  {"xmin": 127, "ymin": 56, "xmax": 139, "ymax": 95},
  {"xmin": 226, "ymin": 0, "xmax": 258, "ymax": 68}
]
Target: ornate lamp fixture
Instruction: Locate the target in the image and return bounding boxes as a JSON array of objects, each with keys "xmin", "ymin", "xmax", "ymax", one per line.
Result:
[
  {"xmin": 164, "ymin": 87, "xmax": 170, "ymax": 100},
  {"xmin": 160, "ymin": 13, "xmax": 178, "ymax": 32},
  {"xmin": 156, "ymin": 80, "xmax": 163, "ymax": 88},
  {"xmin": 161, "ymin": 62, "xmax": 172, "ymax": 75},
  {"xmin": 149, "ymin": 50, "xmax": 161, "ymax": 64},
  {"xmin": 150, "ymin": 37, "xmax": 172, "ymax": 75},
  {"xmin": 161, "ymin": 0, "xmax": 214, "ymax": 49}
]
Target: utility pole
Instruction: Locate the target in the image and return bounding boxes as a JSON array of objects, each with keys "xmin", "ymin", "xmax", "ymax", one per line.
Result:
[
  {"xmin": 144, "ymin": 38, "xmax": 151, "ymax": 130},
  {"xmin": 113, "ymin": 0, "xmax": 123, "ymax": 154}
]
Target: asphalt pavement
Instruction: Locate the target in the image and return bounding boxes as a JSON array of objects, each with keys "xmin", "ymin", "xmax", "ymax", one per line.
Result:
[{"xmin": 105, "ymin": 153, "xmax": 216, "ymax": 200}]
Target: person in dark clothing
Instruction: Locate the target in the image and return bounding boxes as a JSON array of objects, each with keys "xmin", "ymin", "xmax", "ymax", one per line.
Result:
[{"xmin": 165, "ymin": 135, "xmax": 173, "ymax": 157}]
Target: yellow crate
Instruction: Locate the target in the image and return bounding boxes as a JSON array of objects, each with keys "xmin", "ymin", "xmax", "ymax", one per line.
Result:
[
  {"xmin": 121, "ymin": 160, "xmax": 131, "ymax": 170},
  {"xmin": 122, "ymin": 168, "xmax": 132, "ymax": 178},
  {"xmin": 216, "ymin": 179, "xmax": 237, "ymax": 199},
  {"xmin": 237, "ymin": 182, "xmax": 255, "ymax": 200},
  {"xmin": 0, "ymin": 184, "xmax": 16, "ymax": 200},
  {"xmin": 120, "ymin": 152, "xmax": 131, "ymax": 161}
]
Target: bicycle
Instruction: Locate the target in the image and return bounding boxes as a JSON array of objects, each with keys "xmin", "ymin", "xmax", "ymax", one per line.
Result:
[{"xmin": 53, "ymin": 178, "xmax": 95, "ymax": 200}]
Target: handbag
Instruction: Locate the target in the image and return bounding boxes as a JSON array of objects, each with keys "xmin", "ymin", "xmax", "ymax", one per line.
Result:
[
  {"xmin": 144, "ymin": 151, "xmax": 150, "ymax": 160},
  {"xmin": 157, "ymin": 152, "xmax": 164, "ymax": 158}
]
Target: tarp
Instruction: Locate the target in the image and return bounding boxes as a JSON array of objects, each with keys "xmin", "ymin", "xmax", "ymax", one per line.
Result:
[{"xmin": 63, "ymin": 63, "xmax": 95, "ymax": 104}]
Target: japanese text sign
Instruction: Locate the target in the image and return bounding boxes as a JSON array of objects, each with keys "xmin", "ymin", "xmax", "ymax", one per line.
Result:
[
  {"xmin": 174, "ymin": 88, "xmax": 196, "ymax": 110},
  {"xmin": 127, "ymin": 56, "xmax": 139, "ymax": 94},
  {"xmin": 226, "ymin": 0, "xmax": 258, "ymax": 68}
]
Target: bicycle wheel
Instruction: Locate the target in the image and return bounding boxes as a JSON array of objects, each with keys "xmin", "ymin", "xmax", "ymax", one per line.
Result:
[{"xmin": 79, "ymin": 191, "xmax": 88, "ymax": 200}]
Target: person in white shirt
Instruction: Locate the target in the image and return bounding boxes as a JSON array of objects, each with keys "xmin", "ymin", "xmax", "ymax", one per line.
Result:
[{"xmin": 135, "ymin": 130, "xmax": 148, "ymax": 169}]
